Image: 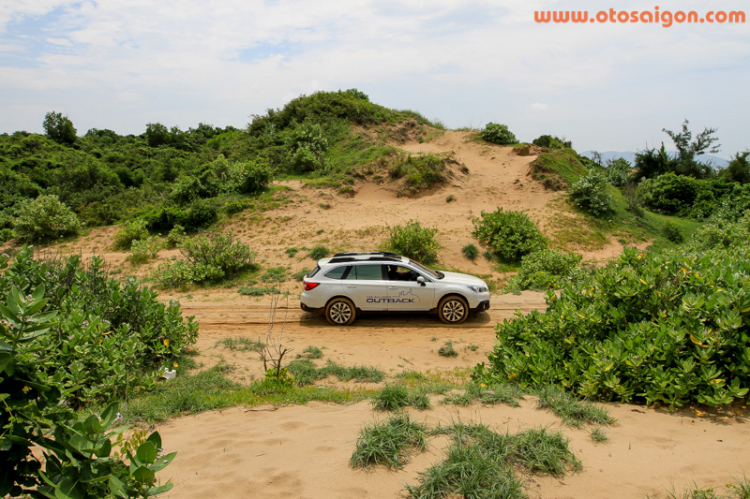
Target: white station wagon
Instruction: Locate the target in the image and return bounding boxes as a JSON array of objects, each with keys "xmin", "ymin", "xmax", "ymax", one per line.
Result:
[{"xmin": 300, "ymin": 252, "xmax": 491, "ymax": 325}]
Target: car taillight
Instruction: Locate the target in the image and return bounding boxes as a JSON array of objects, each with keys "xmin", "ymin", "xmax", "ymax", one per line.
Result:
[{"xmin": 304, "ymin": 282, "xmax": 320, "ymax": 291}]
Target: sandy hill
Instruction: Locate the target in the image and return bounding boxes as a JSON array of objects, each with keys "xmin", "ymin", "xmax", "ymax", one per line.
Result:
[{"xmin": 22, "ymin": 130, "xmax": 750, "ymax": 499}]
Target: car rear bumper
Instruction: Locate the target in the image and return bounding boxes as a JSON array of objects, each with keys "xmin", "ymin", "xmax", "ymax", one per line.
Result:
[{"xmin": 300, "ymin": 302, "xmax": 324, "ymax": 314}]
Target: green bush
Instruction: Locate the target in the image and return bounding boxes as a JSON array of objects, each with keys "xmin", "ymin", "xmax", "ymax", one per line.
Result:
[
  {"xmin": 129, "ymin": 235, "xmax": 162, "ymax": 264},
  {"xmin": 475, "ymin": 246, "xmax": 750, "ymax": 408},
  {"xmin": 231, "ymin": 160, "xmax": 273, "ymax": 194},
  {"xmin": 154, "ymin": 233, "xmax": 256, "ymax": 288},
  {"xmin": 389, "ymin": 153, "xmax": 449, "ymax": 194},
  {"xmin": 141, "ymin": 200, "xmax": 218, "ymax": 233},
  {"xmin": 688, "ymin": 212, "xmax": 750, "ymax": 251},
  {"xmin": 462, "ymin": 243, "xmax": 479, "ymax": 260},
  {"xmin": 662, "ymin": 221, "xmax": 684, "ymax": 244},
  {"xmin": 388, "ymin": 220, "xmax": 439, "ymax": 264},
  {"xmin": 0, "ymin": 249, "xmax": 191, "ymax": 496},
  {"xmin": 532, "ymin": 135, "xmax": 571, "ymax": 149},
  {"xmin": 114, "ymin": 218, "xmax": 150, "ymax": 250},
  {"xmin": 505, "ymin": 249, "xmax": 584, "ymax": 292},
  {"xmin": 472, "ymin": 209, "xmax": 546, "ymax": 263},
  {"xmin": 164, "ymin": 224, "xmax": 185, "ymax": 248},
  {"xmin": 14, "ymin": 194, "xmax": 81, "ymax": 241},
  {"xmin": 606, "ymin": 158, "xmax": 632, "ymax": 187},
  {"xmin": 481, "ymin": 123, "xmax": 517, "ymax": 145},
  {"xmin": 309, "ymin": 246, "xmax": 330, "ymax": 260},
  {"xmin": 569, "ymin": 171, "xmax": 614, "ymax": 216}
]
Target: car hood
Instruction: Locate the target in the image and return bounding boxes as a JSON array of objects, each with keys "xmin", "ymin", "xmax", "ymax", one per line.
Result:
[{"xmin": 439, "ymin": 271, "xmax": 488, "ymax": 287}]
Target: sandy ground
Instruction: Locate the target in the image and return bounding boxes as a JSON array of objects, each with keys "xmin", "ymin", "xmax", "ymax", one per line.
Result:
[
  {"xmin": 5, "ymin": 131, "xmax": 749, "ymax": 497},
  {"xmin": 155, "ymin": 292, "xmax": 750, "ymax": 499}
]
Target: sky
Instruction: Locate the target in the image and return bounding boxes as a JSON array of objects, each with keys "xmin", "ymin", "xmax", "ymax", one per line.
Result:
[{"xmin": 0, "ymin": 0, "xmax": 748, "ymax": 158}]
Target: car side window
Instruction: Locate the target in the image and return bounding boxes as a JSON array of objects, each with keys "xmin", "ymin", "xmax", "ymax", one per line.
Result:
[
  {"xmin": 386, "ymin": 265, "xmax": 421, "ymax": 282},
  {"xmin": 346, "ymin": 265, "xmax": 384, "ymax": 280},
  {"xmin": 324, "ymin": 266, "xmax": 350, "ymax": 279}
]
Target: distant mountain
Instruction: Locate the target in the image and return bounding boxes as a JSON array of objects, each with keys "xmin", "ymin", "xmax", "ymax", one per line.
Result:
[{"xmin": 580, "ymin": 151, "xmax": 729, "ymax": 169}]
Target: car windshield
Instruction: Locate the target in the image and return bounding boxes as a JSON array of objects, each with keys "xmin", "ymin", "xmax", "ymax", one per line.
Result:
[{"xmin": 409, "ymin": 260, "xmax": 443, "ymax": 280}]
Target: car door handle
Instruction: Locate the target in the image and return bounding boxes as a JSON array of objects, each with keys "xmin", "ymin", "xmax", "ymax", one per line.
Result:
[
  {"xmin": 345, "ymin": 285, "xmax": 357, "ymax": 288},
  {"xmin": 388, "ymin": 286, "xmax": 400, "ymax": 290}
]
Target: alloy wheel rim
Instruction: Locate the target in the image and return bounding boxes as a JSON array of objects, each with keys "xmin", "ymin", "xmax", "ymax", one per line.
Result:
[
  {"xmin": 330, "ymin": 302, "xmax": 352, "ymax": 323},
  {"xmin": 442, "ymin": 300, "xmax": 465, "ymax": 322}
]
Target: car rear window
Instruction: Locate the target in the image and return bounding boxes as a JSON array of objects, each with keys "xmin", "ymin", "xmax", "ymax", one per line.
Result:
[
  {"xmin": 307, "ymin": 265, "xmax": 321, "ymax": 278},
  {"xmin": 324, "ymin": 266, "xmax": 350, "ymax": 279}
]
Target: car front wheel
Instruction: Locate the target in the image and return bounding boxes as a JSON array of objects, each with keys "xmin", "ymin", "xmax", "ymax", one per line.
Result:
[
  {"xmin": 438, "ymin": 295, "xmax": 469, "ymax": 324},
  {"xmin": 326, "ymin": 297, "xmax": 356, "ymax": 326}
]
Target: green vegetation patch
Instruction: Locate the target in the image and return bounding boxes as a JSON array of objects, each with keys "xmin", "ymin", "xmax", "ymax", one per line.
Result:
[
  {"xmin": 530, "ymin": 148, "xmax": 590, "ymax": 189},
  {"xmin": 350, "ymin": 413, "xmax": 427, "ymax": 469},
  {"xmin": 387, "ymin": 220, "xmax": 439, "ymax": 264},
  {"xmin": 476, "ymin": 245, "xmax": 750, "ymax": 408}
]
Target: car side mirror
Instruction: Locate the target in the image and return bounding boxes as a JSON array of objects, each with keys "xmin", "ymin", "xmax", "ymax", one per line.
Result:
[{"xmin": 416, "ymin": 276, "xmax": 426, "ymax": 287}]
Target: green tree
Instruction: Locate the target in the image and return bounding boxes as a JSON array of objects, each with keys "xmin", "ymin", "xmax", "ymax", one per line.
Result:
[
  {"xmin": 42, "ymin": 111, "xmax": 77, "ymax": 145},
  {"xmin": 721, "ymin": 151, "xmax": 750, "ymax": 184},
  {"xmin": 145, "ymin": 123, "xmax": 171, "ymax": 147}
]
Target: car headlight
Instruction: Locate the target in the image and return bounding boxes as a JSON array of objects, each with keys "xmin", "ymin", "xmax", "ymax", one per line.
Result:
[{"xmin": 468, "ymin": 285, "xmax": 488, "ymax": 293}]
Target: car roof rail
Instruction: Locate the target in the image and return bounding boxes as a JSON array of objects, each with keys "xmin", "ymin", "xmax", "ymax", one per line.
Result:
[{"xmin": 332, "ymin": 251, "xmax": 401, "ymax": 258}]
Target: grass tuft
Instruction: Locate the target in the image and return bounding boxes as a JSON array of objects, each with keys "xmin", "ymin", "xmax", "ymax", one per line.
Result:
[
  {"xmin": 536, "ymin": 385, "xmax": 615, "ymax": 427},
  {"xmin": 438, "ymin": 341, "xmax": 458, "ymax": 358},
  {"xmin": 372, "ymin": 384, "xmax": 410, "ymax": 411},
  {"xmin": 215, "ymin": 337, "xmax": 264, "ymax": 352},
  {"xmin": 350, "ymin": 413, "xmax": 427, "ymax": 469}
]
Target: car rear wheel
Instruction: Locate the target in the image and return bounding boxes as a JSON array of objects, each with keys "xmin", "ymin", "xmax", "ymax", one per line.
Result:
[
  {"xmin": 438, "ymin": 295, "xmax": 469, "ymax": 324},
  {"xmin": 326, "ymin": 297, "xmax": 356, "ymax": 326}
]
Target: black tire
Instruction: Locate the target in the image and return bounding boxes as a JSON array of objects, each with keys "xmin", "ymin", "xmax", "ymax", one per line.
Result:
[
  {"xmin": 438, "ymin": 295, "xmax": 469, "ymax": 324},
  {"xmin": 325, "ymin": 297, "xmax": 356, "ymax": 326}
]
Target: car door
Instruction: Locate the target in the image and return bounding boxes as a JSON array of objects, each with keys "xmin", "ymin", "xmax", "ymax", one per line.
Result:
[
  {"xmin": 343, "ymin": 264, "xmax": 389, "ymax": 310},
  {"xmin": 384, "ymin": 265, "xmax": 435, "ymax": 311}
]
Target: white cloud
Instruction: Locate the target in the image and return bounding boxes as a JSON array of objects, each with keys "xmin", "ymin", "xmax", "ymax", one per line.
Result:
[{"xmin": 0, "ymin": 0, "xmax": 747, "ymax": 154}]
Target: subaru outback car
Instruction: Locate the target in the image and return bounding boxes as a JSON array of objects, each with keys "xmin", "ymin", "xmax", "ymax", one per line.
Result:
[{"xmin": 300, "ymin": 252, "xmax": 490, "ymax": 326}]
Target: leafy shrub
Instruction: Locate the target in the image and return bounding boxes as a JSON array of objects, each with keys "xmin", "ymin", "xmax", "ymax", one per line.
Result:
[
  {"xmin": 141, "ymin": 200, "xmax": 218, "ymax": 233},
  {"xmin": 688, "ymin": 212, "xmax": 750, "ymax": 251},
  {"xmin": 0, "ymin": 228, "xmax": 15, "ymax": 243},
  {"xmin": 606, "ymin": 158, "xmax": 632, "ymax": 187},
  {"xmin": 388, "ymin": 220, "xmax": 439, "ymax": 264},
  {"xmin": 624, "ymin": 182, "xmax": 645, "ymax": 218},
  {"xmin": 472, "ymin": 208, "xmax": 546, "ymax": 263},
  {"xmin": 662, "ymin": 221, "xmax": 684, "ymax": 244},
  {"xmin": 532, "ymin": 135, "xmax": 571, "ymax": 149},
  {"xmin": 481, "ymin": 123, "xmax": 517, "ymax": 145},
  {"xmin": 0, "ymin": 250, "xmax": 191, "ymax": 496},
  {"xmin": 114, "ymin": 219, "xmax": 150, "ymax": 250},
  {"xmin": 309, "ymin": 246, "xmax": 330, "ymax": 260},
  {"xmin": 569, "ymin": 171, "xmax": 614, "ymax": 216},
  {"xmin": 154, "ymin": 233, "xmax": 256, "ymax": 288},
  {"xmin": 390, "ymin": 153, "xmax": 449, "ymax": 194},
  {"xmin": 230, "ymin": 160, "xmax": 273, "ymax": 194},
  {"xmin": 462, "ymin": 243, "xmax": 479, "ymax": 260},
  {"xmin": 129, "ymin": 236, "xmax": 162, "ymax": 264},
  {"xmin": 505, "ymin": 249, "xmax": 584, "ymax": 292},
  {"xmin": 164, "ymin": 224, "xmax": 185, "ymax": 248},
  {"xmin": 14, "ymin": 194, "xmax": 81, "ymax": 241},
  {"xmin": 638, "ymin": 173, "xmax": 704, "ymax": 216},
  {"xmin": 475, "ymin": 246, "xmax": 750, "ymax": 408}
]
